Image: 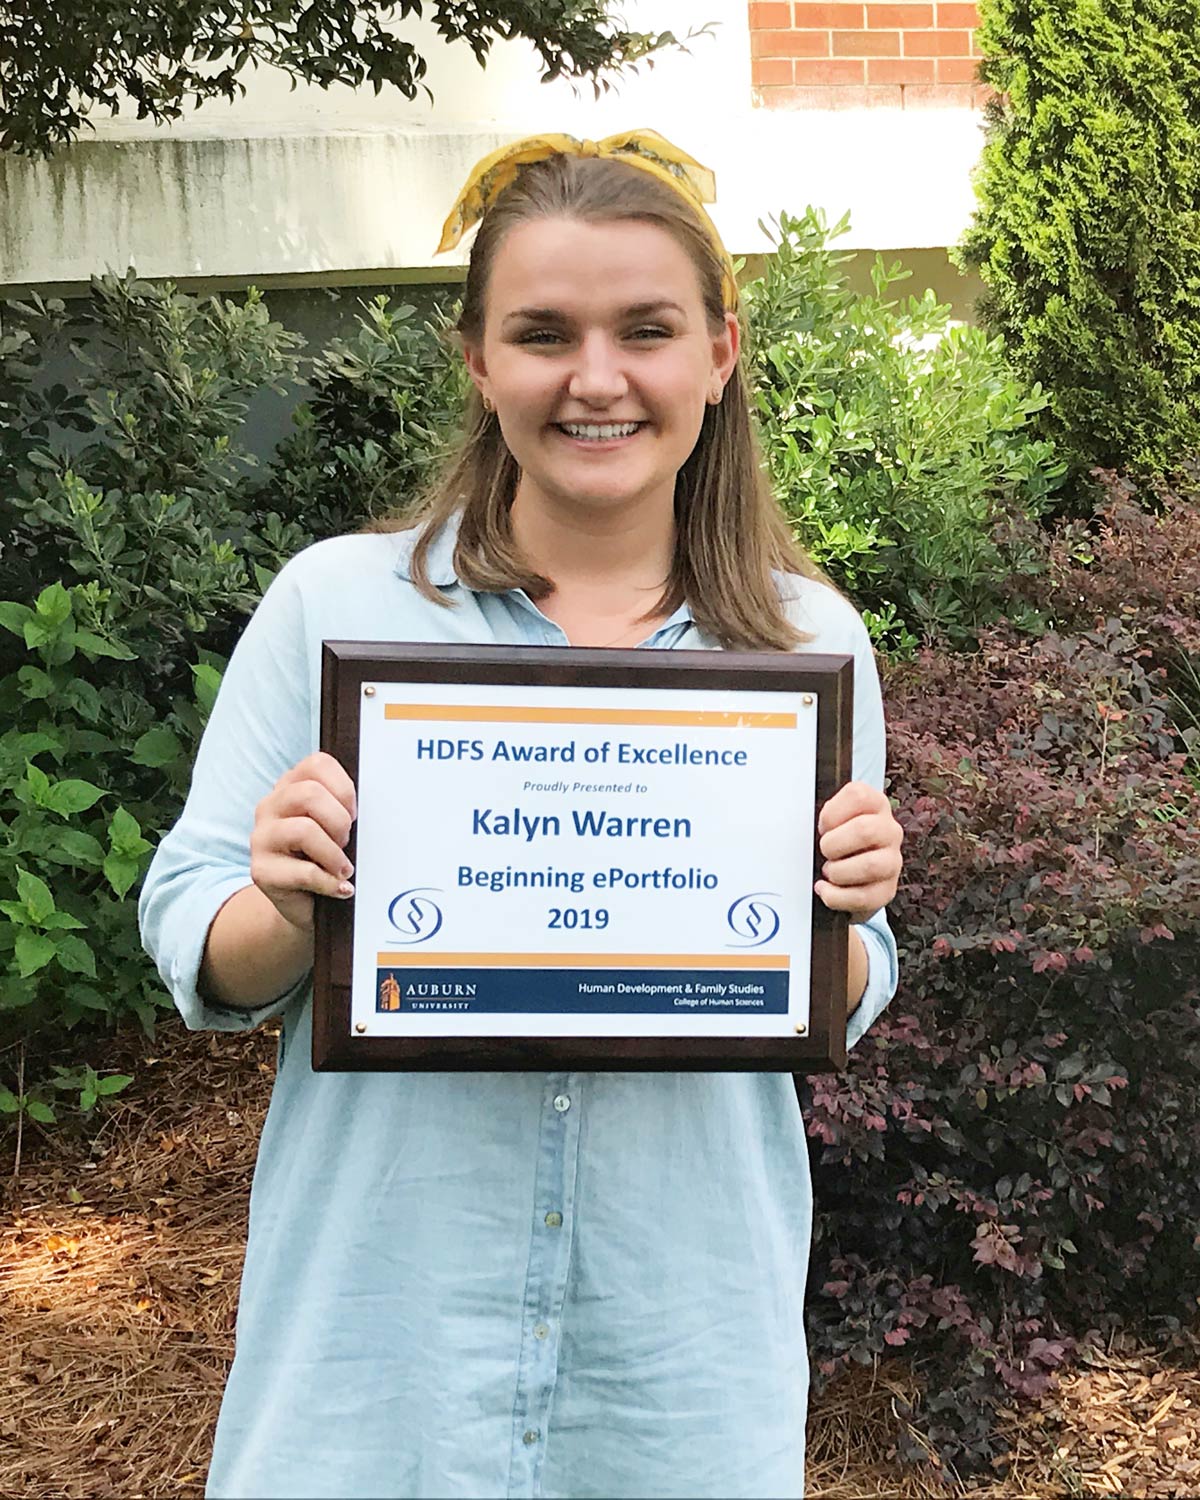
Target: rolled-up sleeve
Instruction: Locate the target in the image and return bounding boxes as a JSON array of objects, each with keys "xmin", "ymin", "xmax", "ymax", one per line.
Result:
[
  {"xmin": 843, "ymin": 614, "xmax": 899, "ymax": 1049},
  {"xmin": 138, "ymin": 559, "xmax": 317, "ymax": 1032}
]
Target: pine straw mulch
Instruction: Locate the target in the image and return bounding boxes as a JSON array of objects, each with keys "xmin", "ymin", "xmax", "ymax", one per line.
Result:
[{"xmin": 1, "ymin": 1024, "xmax": 1197, "ymax": 1499}]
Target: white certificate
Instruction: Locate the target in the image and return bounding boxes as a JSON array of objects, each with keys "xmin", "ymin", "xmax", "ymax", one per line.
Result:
[{"xmin": 348, "ymin": 678, "xmax": 819, "ymax": 1040}]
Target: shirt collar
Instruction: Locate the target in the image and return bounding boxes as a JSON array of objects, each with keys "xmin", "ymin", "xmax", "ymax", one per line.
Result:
[
  {"xmin": 392, "ymin": 516, "xmax": 460, "ymax": 587},
  {"xmin": 393, "ymin": 512, "xmax": 695, "ymax": 627}
]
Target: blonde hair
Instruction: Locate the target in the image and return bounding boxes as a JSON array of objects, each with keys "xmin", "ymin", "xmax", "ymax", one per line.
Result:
[{"xmin": 384, "ymin": 153, "xmax": 821, "ymax": 650}]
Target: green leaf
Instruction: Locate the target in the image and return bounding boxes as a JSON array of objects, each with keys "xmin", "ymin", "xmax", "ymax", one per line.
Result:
[
  {"xmin": 127, "ymin": 997, "xmax": 161, "ymax": 1038},
  {"xmin": 25, "ymin": 1099, "xmax": 57, "ymax": 1124},
  {"xmin": 192, "ymin": 661, "xmax": 223, "ymax": 716},
  {"xmin": 14, "ymin": 930, "xmax": 55, "ymax": 976},
  {"xmin": 95, "ymin": 1073, "xmax": 133, "ymax": 1096},
  {"xmin": 35, "ymin": 582, "xmax": 72, "ymax": 626},
  {"xmin": 67, "ymin": 986, "xmax": 112, "ymax": 1013},
  {"xmin": 55, "ymin": 935, "xmax": 96, "ymax": 976},
  {"xmin": 42, "ymin": 910, "xmax": 86, "ymax": 932},
  {"xmin": 0, "ymin": 1088, "xmax": 19, "ymax": 1113},
  {"xmin": 21, "ymin": 613, "xmax": 53, "ymax": 650},
  {"xmin": 70, "ymin": 730, "xmax": 116, "ymax": 755},
  {"xmin": 27, "ymin": 625, "xmax": 77, "ymax": 666},
  {"xmin": 103, "ymin": 851, "xmax": 141, "ymax": 899},
  {"xmin": 16, "ymin": 868, "xmax": 55, "ymax": 924},
  {"xmin": 43, "ymin": 779, "xmax": 105, "ymax": 816},
  {"xmin": 131, "ymin": 726, "xmax": 183, "ymax": 769},
  {"xmin": 0, "ymin": 601, "xmax": 34, "ymax": 637},
  {"xmin": 79, "ymin": 1089, "xmax": 97, "ymax": 1112},
  {"xmin": 63, "ymin": 678, "xmax": 102, "ymax": 722},
  {"xmin": 71, "ymin": 628, "xmax": 136, "ymax": 661},
  {"xmin": 109, "ymin": 806, "xmax": 152, "ymax": 857},
  {"xmin": 0, "ymin": 977, "xmax": 39, "ymax": 1012},
  {"xmin": 23, "ymin": 762, "xmax": 51, "ymax": 804},
  {"xmin": 44, "ymin": 829, "xmax": 106, "ymax": 868},
  {"xmin": 17, "ymin": 665, "xmax": 54, "ymax": 700},
  {"xmin": 2, "ymin": 730, "xmax": 62, "ymax": 764}
]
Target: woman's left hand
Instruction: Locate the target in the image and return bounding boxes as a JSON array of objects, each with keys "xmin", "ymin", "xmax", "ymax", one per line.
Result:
[{"xmin": 814, "ymin": 781, "xmax": 903, "ymax": 922}]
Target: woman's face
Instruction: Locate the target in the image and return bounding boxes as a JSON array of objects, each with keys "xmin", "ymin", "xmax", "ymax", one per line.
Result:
[{"xmin": 464, "ymin": 216, "xmax": 739, "ymax": 521}]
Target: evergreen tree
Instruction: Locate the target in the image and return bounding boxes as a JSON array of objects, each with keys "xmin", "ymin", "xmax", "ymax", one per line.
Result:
[{"xmin": 958, "ymin": 0, "xmax": 1200, "ymax": 476}]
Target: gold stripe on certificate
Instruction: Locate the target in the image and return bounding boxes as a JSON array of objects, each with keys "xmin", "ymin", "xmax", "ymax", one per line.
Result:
[{"xmin": 382, "ymin": 705, "xmax": 796, "ymax": 729}]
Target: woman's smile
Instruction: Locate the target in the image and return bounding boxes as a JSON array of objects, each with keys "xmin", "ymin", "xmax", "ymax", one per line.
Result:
[{"xmin": 554, "ymin": 419, "xmax": 647, "ymax": 446}]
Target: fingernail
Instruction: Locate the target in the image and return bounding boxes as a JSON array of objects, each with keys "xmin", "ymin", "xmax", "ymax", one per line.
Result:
[
  {"xmin": 337, "ymin": 882, "xmax": 355, "ymax": 898},
  {"xmin": 341, "ymin": 863, "xmax": 354, "ymax": 878}
]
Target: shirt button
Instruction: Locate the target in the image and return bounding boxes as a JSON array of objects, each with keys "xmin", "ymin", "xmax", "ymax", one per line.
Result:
[
  {"xmin": 553, "ymin": 1094, "xmax": 571, "ymax": 1112},
  {"xmin": 534, "ymin": 1323, "xmax": 550, "ymax": 1340},
  {"xmin": 544, "ymin": 1211, "xmax": 563, "ymax": 1228},
  {"xmin": 523, "ymin": 1428, "xmax": 539, "ymax": 1446}
]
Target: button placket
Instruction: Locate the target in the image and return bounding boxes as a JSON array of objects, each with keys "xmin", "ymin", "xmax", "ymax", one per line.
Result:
[{"xmin": 506, "ymin": 1074, "xmax": 583, "ymax": 1497}]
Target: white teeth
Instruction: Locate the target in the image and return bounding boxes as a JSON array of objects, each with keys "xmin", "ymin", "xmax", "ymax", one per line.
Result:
[{"xmin": 560, "ymin": 422, "xmax": 640, "ymax": 440}]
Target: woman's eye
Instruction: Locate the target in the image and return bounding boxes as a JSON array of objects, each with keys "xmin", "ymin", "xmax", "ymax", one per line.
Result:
[
  {"xmin": 517, "ymin": 329, "xmax": 564, "ymax": 346},
  {"xmin": 630, "ymin": 325, "xmax": 671, "ymax": 341}
]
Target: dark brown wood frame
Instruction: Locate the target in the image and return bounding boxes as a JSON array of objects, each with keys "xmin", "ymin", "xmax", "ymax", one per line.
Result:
[{"xmin": 313, "ymin": 642, "xmax": 853, "ymax": 1073}]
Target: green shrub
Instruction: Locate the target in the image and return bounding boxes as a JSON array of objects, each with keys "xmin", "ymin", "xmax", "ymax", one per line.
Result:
[
  {"xmin": 0, "ymin": 276, "xmax": 468, "ymax": 1122},
  {"xmin": 251, "ymin": 294, "xmax": 468, "ymax": 540},
  {"xmin": 958, "ymin": 0, "xmax": 1200, "ymax": 477},
  {"xmin": 0, "ymin": 278, "xmax": 305, "ymax": 1123},
  {"xmin": 744, "ymin": 209, "xmax": 1066, "ymax": 650}
]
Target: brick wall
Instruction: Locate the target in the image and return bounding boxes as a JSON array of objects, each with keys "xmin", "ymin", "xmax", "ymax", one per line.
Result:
[{"xmin": 749, "ymin": 1, "xmax": 984, "ymax": 109}]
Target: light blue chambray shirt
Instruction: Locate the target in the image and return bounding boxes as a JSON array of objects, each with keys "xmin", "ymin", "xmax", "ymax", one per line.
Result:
[{"xmin": 139, "ymin": 520, "xmax": 898, "ymax": 1500}]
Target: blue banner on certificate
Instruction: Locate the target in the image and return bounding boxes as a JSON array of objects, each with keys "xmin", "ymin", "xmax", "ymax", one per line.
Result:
[{"xmin": 349, "ymin": 679, "xmax": 819, "ymax": 1042}]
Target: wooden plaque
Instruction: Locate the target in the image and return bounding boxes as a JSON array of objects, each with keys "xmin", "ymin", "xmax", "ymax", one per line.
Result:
[{"xmin": 313, "ymin": 643, "xmax": 853, "ymax": 1073}]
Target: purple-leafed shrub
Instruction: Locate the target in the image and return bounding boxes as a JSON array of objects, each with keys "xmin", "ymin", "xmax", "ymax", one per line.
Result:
[{"xmin": 805, "ymin": 494, "xmax": 1200, "ymax": 1469}]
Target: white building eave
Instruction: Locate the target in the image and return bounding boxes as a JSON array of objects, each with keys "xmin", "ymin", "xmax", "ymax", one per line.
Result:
[{"xmin": 0, "ymin": 0, "xmax": 984, "ymax": 291}]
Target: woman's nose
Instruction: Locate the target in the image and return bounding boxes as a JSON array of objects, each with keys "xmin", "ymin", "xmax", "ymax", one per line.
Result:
[{"xmin": 567, "ymin": 333, "xmax": 629, "ymax": 404}]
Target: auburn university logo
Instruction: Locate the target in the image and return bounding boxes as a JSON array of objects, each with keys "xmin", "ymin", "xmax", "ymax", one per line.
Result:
[{"xmin": 378, "ymin": 973, "xmax": 402, "ymax": 1012}]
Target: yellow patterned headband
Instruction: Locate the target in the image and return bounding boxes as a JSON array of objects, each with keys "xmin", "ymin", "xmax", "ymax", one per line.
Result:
[{"xmin": 436, "ymin": 128, "xmax": 738, "ymax": 311}]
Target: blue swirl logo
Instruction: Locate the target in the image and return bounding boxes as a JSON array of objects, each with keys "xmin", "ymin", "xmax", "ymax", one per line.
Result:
[
  {"xmin": 726, "ymin": 893, "xmax": 781, "ymax": 948},
  {"xmin": 387, "ymin": 888, "xmax": 443, "ymax": 944}
]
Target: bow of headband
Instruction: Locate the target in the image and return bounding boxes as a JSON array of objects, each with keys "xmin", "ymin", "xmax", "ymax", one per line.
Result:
[{"xmin": 436, "ymin": 129, "xmax": 738, "ymax": 311}]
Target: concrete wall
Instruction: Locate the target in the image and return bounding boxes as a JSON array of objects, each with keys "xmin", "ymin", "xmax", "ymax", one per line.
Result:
[{"xmin": 0, "ymin": 0, "xmax": 985, "ymax": 303}]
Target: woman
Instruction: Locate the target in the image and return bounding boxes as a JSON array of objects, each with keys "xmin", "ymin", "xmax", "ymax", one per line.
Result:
[{"xmin": 140, "ymin": 131, "xmax": 903, "ymax": 1500}]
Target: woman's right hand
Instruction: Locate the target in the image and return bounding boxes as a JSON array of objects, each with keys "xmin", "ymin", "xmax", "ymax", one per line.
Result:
[{"xmin": 250, "ymin": 752, "xmax": 358, "ymax": 933}]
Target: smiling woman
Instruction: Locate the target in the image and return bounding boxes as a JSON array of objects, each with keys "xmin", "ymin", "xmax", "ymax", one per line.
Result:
[
  {"xmin": 138, "ymin": 130, "xmax": 905, "ymax": 1500},
  {"xmin": 464, "ymin": 217, "xmax": 738, "ymax": 644},
  {"xmin": 402, "ymin": 142, "xmax": 822, "ymax": 654}
]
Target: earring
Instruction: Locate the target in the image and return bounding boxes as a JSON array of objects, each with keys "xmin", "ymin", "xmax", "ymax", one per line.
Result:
[{"xmin": 482, "ymin": 395, "xmax": 495, "ymax": 413}]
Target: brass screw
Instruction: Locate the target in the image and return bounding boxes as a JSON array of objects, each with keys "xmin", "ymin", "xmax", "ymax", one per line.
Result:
[
  {"xmin": 364, "ymin": 685, "xmax": 376, "ymax": 697},
  {"xmin": 802, "ymin": 694, "xmax": 814, "ymax": 707},
  {"xmin": 355, "ymin": 1022, "xmax": 367, "ymax": 1034},
  {"xmin": 794, "ymin": 1022, "xmax": 808, "ymax": 1035}
]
